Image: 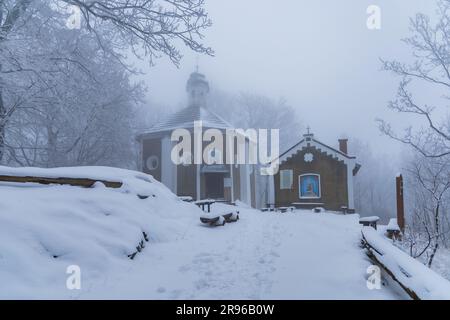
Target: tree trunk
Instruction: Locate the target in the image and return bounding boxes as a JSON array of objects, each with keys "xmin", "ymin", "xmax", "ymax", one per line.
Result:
[
  {"xmin": 428, "ymin": 242, "xmax": 439, "ymax": 267},
  {"xmin": 0, "ymin": 88, "xmax": 6, "ymax": 163},
  {"xmin": 428, "ymin": 203, "xmax": 441, "ymax": 267}
]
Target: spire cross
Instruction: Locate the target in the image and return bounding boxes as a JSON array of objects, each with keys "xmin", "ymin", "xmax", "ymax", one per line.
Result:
[
  {"xmin": 195, "ymin": 56, "xmax": 199, "ymax": 73},
  {"xmin": 307, "ymin": 126, "xmax": 311, "ymax": 134}
]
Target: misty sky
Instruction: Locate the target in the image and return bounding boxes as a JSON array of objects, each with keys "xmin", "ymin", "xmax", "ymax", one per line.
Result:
[{"xmin": 134, "ymin": 0, "xmax": 440, "ymax": 167}]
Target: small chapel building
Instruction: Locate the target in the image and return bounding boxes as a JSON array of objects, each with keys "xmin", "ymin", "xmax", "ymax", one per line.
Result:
[
  {"xmin": 136, "ymin": 71, "xmax": 258, "ymax": 206},
  {"xmin": 269, "ymin": 131, "xmax": 361, "ymax": 212},
  {"xmin": 137, "ymin": 71, "xmax": 361, "ymax": 212}
]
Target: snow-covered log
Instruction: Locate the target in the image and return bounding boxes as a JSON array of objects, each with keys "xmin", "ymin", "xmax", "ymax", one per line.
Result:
[
  {"xmin": 361, "ymin": 227, "xmax": 450, "ymax": 300},
  {"xmin": 0, "ymin": 166, "xmax": 202, "ymax": 298},
  {"xmin": 0, "ymin": 174, "xmax": 122, "ymax": 189}
]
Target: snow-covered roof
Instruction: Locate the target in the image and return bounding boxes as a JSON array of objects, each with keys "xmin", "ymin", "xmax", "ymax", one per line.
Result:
[{"xmin": 137, "ymin": 105, "xmax": 233, "ymax": 139}]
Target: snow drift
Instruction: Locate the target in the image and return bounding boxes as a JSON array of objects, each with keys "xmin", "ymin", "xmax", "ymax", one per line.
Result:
[{"xmin": 0, "ymin": 166, "xmax": 201, "ymax": 299}]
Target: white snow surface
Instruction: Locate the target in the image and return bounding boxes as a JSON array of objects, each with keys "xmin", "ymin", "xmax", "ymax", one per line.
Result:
[
  {"xmin": 359, "ymin": 216, "xmax": 380, "ymax": 223},
  {"xmin": 0, "ymin": 166, "xmax": 404, "ymax": 299},
  {"xmin": 0, "ymin": 166, "xmax": 200, "ymax": 299},
  {"xmin": 386, "ymin": 218, "xmax": 400, "ymax": 231}
]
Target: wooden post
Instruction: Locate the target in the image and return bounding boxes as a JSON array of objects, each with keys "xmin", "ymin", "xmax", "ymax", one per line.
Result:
[{"xmin": 396, "ymin": 174, "xmax": 405, "ymax": 232}]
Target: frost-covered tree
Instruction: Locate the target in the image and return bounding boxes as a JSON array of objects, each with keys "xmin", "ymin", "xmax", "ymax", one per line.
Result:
[
  {"xmin": 209, "ymin": 90, "xmax": 302, "ymax": 151},
  {"xmin": 3, "ymin": 21, "xmax": 143, "ymax": 167},
  {"xmin": 378, "ymin": 0, "xmax": 450, "ymax": 267},
  {"xmin": 0, "ymin": 0, "xmax": 212, "ymax": 165},
  {"xmin": 404, "ymin": 154, "xmax": 450, "ymax": 267},
  {"xmin": 378, "ymin": 0, "xmax": 450, "ymax": 158}
]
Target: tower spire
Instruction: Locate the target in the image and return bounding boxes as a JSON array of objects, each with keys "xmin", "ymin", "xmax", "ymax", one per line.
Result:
[{"xmin": 195, "ymin": 55, "xmax": 199, "ymax": 73}]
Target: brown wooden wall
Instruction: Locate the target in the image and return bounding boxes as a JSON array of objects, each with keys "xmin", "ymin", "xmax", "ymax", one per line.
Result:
[
  {"xmin": 274, "ymin": 147, "xmax": 348, "ymax": 211},
  {"xmin": 177, "ymin": 164, "xmax": 196, "ymax": 198},
  {"xmin": 232, "ymin": 164, "xmax": 241, "ymax": 201}
]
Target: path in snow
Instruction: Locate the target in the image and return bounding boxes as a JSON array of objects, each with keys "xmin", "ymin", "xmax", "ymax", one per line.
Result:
[{"xmin": 83, "ymin": 207, "xmax": 401, "ymax": 299}]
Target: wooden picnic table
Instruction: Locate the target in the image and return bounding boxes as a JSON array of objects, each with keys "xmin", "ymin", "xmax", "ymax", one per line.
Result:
[
  {"xmin": 359, "ymin": 216, "xmax": 380, "ymax": 230},
  {"xmin": 194, "ymin": 199, "xmax": 216, "ymax": 213}
]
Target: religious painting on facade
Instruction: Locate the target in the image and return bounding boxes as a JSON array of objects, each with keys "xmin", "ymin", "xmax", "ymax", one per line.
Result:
[{"xmin": 299, "ymin": 174, "xmax": 321, "ymax": 199}]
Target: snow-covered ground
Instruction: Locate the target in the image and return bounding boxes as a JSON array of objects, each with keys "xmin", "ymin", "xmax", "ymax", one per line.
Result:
[
  {"xmin": 0, "ymin": 166, "xmax": 419, "ymax": 299},
  {"xmin": 431, "ymin": 249, "xmax": 450, "ymax": 281},
  {"xmin": 70, "ymin": 208, "xmax": 402, "ymax": 299}
]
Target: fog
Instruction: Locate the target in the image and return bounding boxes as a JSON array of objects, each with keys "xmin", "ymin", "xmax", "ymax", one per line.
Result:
[{"xmin": 134, "ymin": 0, "xmax": 438, "ymax": 167}]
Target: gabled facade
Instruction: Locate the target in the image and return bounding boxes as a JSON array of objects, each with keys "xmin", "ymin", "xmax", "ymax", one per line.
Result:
[{"xmin": 269, "ymin": 132, "xmax": 361, "ymax": 212}]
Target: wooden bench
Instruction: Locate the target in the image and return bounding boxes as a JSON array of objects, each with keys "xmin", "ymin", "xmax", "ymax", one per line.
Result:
[{"xmin": 261, "ymin": 203, "xmax": 276, "ymax": 212}]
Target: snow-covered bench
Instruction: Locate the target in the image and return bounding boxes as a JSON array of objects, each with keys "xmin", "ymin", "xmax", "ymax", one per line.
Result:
[
  {"xmin": 386, "ymin": 218, "xmax": 401, "ymax": 240},
  {"xmin": 359, "ymin": 216, "xmax": 380, "ymax": 229},
  {"xmin": 198, "ymin": 202, "xmax": 239, "ymax": 226}
]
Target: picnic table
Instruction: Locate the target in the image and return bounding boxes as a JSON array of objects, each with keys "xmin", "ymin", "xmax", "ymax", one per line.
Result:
[
  {"xmin": 261, "ymin": 203, "xmax": 276, "ymax": 212},
  {"xmin": 178, "ymin": 196, "xmax": 194, "ymax": 202},
  {"xmin": 194, "ymin": 199, "xmax": 216, "ymax": 213},
  {"xmin": 359, "ymin": 216, "xmax": 380, "ymax": 230}
]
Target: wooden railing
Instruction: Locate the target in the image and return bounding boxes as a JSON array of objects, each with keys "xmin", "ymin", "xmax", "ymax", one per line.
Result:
[
  {"xmin": 361, "ymin": 226, "xmax": 450, "ymax": 300},
  {"xmin": 0, "ymin": 174, "xmax": 123, "ymax": 188}
]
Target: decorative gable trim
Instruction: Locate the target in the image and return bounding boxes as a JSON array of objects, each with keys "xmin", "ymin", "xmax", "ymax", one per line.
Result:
[{"xmin": 279, "ymin": 138, "xmax": 356, "ymax": 168}]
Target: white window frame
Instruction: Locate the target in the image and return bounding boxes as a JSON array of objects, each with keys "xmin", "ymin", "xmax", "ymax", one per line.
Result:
[
  {"xmin": 299, "ymin": 173, "xmax": 321, "ymax": 199},
  {"xmin": 146, "ymin": 155, "xmax": 159, "ymax": 171},
  {"xmin": 280, "ymin": 169, "xmax": 293, "ymax": 190}
]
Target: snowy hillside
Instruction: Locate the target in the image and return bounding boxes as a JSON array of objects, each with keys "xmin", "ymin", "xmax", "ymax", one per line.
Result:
[
  {"xmin": 0, "ymin": 166, "xmax": 201, "ymax": 299},
  {"xmin": 1, "ymin": 166, "xmax": 449, "ymax": 299}
]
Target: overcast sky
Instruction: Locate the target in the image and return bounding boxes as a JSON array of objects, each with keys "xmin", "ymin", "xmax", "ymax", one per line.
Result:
[{"xmin": 134, "ymin": 0, "xmax": 440, "ymax": 167}]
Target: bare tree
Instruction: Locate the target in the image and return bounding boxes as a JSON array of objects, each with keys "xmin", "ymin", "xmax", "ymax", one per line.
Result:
[
  {"xmin": 209, "ymin": 90, "xmax": 303, "ymax": 151},
  {"xmin": 0, "ymin": 0, "xmax": 212, "ymax": 162},
  {"xmin": 405, "ymin": 155, "xmax": 450, "ymax": 267},
  {"xmin": 378, "ymin": 0, "xmax": 450, "ymax": 158}
]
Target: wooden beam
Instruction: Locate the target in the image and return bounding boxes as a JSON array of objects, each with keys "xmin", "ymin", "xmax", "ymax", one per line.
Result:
[
  {"xmin": 396, "ymin": 174, "xmax": 405, "ymax": 232},
  {"xmin": 0, "ymin": 175, "xmax": 123, "ymax": 189},
  {"xmin": 361, "ymin": 232, "xmax": 420, "ymax": 300}
]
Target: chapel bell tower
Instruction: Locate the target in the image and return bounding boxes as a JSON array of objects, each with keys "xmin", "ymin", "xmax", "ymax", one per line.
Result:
[{"xmin": 186, "ymin": 70, "xmax": 210, "ymax": 108}]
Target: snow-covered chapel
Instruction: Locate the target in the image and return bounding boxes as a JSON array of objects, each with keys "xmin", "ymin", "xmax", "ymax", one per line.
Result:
[
  {"xmin": 136, "ymin": 72, "xmax": 258, "ymax": 207},
  {"xmin": 137, "ymin": 71, "xmax": 360, "ymax": 211}
]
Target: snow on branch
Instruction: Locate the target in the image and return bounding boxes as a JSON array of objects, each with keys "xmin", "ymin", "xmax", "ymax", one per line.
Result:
[{"xmin": 64, "ymin": 0, "xmax": 213, "ymax": 65}]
